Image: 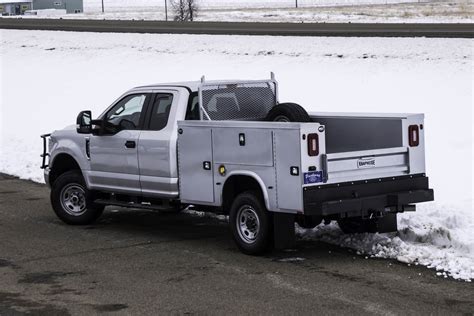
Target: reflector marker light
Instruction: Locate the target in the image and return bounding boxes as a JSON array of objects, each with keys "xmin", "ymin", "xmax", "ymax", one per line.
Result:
[
  {"xmin": 408, "ymin": 125, "xmax": 420, "ymax": 147},
  {"xmin": 218, "ymin": 165, "xmax": 226, "ymax": 176},
  {"xmin": 307, "ymin": 133, "xmax": 319, "ymax": 156}
]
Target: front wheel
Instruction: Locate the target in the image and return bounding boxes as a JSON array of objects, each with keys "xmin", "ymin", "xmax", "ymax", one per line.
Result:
[
  {"xmin": 51, "ymin": 170, "xmax": 104, "ymax": 225},
  {"xmin": 229, "ymin": 192, "xmax": 272, "ymax": 255}
]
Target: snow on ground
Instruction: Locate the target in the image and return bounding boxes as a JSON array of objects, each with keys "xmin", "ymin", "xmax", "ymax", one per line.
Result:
[
  {"xmin": 15, "ymin": 0, "xmax": 474, "ymax": 23},
  {"xmin": 0, "ymin": 30, "xmax": 472, "ymax": 280},
  {"xmin": 296, "ymin": 203, "xmax": 474, "ymax": 281},
  {"xmin": 83, "ymin": 0, "xmax": 418, "ymax": 9}
]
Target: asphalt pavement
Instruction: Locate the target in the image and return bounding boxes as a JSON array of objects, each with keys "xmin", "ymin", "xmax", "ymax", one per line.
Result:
[
  {"xmin": 0, "ymin": 19, "xmax": 473, "ymax": 38},
  {"xmin": 0, "ymin": 173, "xmax": 473, "ymax": 315}
]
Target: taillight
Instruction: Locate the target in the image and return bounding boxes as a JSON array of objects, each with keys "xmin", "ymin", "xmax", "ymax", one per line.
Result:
[
  {"xmin": 307, "ymin": 133, "xmax": 319, "ymax": 156},
  {"xmin": 408, "ymin": 125, "xmax": 419, "ymax": 147}
]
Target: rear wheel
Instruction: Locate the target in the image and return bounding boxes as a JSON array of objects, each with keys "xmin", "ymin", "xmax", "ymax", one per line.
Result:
[
  {"xmin": 266, "ymin": 102, "xmax": 311, "ymax": 122},
  {"xmin": 51, "ymin": 170, "xmax": 104, "ymax": 225},
  {"xmin": 229, "ymin": 192, "xmax": 272, "ymax": 255}
]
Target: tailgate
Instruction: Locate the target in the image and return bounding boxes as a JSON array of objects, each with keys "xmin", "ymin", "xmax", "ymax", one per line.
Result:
[{"xmin": 324, "ymin": 146, "xmax": 408, "ymax": 184}]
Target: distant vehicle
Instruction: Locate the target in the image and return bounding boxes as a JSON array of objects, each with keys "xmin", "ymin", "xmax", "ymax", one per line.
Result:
[{"xmin": 41, "ymin": 74, "xmax": 434, "ymax": 255}]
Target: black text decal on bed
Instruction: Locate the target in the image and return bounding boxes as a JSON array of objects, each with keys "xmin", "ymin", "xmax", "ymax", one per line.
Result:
[{"xmin": 357, "ymin": 157, "xmax": 376, "ymax": 169}]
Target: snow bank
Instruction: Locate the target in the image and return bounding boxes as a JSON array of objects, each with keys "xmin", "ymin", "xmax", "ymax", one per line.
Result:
[
  {"xmin": 297, "ymin": 204, "xmax": 474, "ymax": 281},
  {"xmin": 0, "ymin": 30, "xmax": 472, "ymax": 280}
]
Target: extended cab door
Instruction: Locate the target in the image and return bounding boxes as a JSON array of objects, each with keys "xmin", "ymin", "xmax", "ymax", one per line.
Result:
[
  {"xmin": 88, "ymin": 93, "xmax": 150, "ymax": 194},
  {"xmin": 137, "ymin": 90, "xmax": 186, "ymax": 198}
]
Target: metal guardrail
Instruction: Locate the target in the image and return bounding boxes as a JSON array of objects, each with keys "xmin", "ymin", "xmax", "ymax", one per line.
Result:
[{"xmin": 0, "ymin": 19, "xmax": 473, "ymax": 38}]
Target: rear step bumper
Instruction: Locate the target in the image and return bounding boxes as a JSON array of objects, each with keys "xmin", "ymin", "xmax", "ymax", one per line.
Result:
[{"xmin": 303, "ymin": 174, "xmax": 434, "ymax": 217}]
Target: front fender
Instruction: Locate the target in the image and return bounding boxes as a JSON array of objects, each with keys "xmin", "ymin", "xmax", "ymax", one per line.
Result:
[
  {"xmin": 50, "ymin": 138, "xmax": 90, "ymax": 171},
  {"xmin": 48, "ymin": 130, "xmax": 91, "ymax": 187}
]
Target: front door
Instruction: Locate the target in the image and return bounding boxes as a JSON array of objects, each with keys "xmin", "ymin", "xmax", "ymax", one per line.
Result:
[{"xmin": 88, "ymin": 93, "xmax": 150, "ymax": 194}]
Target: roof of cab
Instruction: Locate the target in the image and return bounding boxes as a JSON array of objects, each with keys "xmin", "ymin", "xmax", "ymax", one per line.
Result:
[{"xmin": 134, "ymin": 81, "xmax": 201, "ymax": 92}]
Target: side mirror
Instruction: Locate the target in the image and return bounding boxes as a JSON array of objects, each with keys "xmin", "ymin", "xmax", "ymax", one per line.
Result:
[{"xmin": 76, "ymin": 110, "xmax": 92, "ymax": 134}]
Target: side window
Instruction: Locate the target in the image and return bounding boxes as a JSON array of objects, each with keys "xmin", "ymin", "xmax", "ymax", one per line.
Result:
[
  {"xmin": 148, "ymin": 94, "xmax": 174, "ymax": 130},
  {"xmin": 185, "ymin": 93, "xmax": 199, "ymax": 120},
  {"xmin": 106, "ymin": 94, "xmax": 147, "ymax": 130}
]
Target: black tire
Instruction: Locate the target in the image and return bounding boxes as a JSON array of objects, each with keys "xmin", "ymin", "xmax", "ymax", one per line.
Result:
[
  {"xmin": 51, "ymin": 170, "xmax": 104, "ymax": 225},
  {"xmin": 229, "ymin": 191, "xmax": 272, "ymax": 255},
  {"xmin": 266, "ymin": 102, "xmax": 311, "ymax": 122}
]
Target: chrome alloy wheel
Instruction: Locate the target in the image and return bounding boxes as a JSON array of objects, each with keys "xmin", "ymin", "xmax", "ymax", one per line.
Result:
[
  {"xmin": 236, "ymin": 205, "xmax": 260, "ymax": 244},
  {"xmin": 60, "ymin": 184, "xmax": 87, "ymax": 216}
]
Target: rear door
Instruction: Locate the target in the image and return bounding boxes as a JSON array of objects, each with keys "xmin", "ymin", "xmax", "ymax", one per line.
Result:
[
  {"xmin": 137, "ymin": 91, "xmax": 180, "ymax": 197},
  {"xmin": 88, "ymin": 93, "xmax": 150, "ymax": 194}
]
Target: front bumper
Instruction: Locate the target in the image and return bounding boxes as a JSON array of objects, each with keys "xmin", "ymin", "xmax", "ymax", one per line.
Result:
[{"xmin": 303, "ymin": 174, "xmax": 434, "ymax": 217}]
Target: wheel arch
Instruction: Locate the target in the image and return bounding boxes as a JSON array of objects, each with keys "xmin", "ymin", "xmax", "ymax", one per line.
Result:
[
  {"xmin": 49, "ymin": 153, "xmax": 82, "ymax": 185},
  {"xmin": 221, "ymin": 171, "xmax": 271, "ymax": 214}
]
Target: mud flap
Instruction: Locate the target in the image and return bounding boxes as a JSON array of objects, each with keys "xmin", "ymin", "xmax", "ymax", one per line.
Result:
[
  {"xmin": 374, "ymin": 213, "xmax": 398, "ymax": 233},
  {"xmin": 273, "ymin": 213, "xmax": 296, "ymax": 250}
]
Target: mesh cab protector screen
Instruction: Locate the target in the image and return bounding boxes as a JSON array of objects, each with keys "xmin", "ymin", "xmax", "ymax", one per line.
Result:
[{"xmin": 200, "ymin": 82, "xmax": 277, "ymax": 121}]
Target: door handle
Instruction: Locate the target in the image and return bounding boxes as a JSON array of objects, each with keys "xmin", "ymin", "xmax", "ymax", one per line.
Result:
[{"xmin": 125, "ymin": 140, "xmax": 136, "ymax": 148}]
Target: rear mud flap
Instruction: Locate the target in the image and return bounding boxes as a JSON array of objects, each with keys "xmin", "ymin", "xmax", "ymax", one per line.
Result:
[
  {"xmin": 373, "ymin": 213, "xmax": 398, "ymax": 233},
  {"xmin": 273, "ymin": 213, "xmax": 296, "ymax": 250}
]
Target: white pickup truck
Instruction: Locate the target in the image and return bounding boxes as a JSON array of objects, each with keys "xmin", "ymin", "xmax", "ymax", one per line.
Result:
[{"xmin": 41, "ymin": 75, "xmax": 434, "ymax": 255}]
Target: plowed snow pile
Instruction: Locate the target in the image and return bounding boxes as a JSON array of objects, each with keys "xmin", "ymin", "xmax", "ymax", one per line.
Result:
[
  {"xmin": 0, "ymin": 30, "xmax": 472, "ymax": 280},
  {"xmin": 297, "ymin": 204, "xmax": 474, "ymax": 281}
]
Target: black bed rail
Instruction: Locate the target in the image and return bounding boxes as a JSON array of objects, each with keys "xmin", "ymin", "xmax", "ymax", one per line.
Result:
[{"xmin": 40, "ymin": 133, "xmax": 51, "ymax": 169}]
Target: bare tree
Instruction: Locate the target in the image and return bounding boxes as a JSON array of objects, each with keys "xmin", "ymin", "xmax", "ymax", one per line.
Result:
[
  {"xmin": 187, "ymin": 0, "xmax": 198, "ymax": 21},
  {"xmin": 170, "ymin": 0, "xmax": 198, "ymax": 22}
]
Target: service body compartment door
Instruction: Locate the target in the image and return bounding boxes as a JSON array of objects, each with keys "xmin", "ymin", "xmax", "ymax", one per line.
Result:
[
  {"xmin": 178, "ymin": 125, "xmax": 214, "ymax": 204},
  {"xmin": 213, "ymin": 128, "xmax": 273, "ymax": 167},
  {"xmin": 274, "ymin": 129, "xmax": 303, "ymax": 212}
]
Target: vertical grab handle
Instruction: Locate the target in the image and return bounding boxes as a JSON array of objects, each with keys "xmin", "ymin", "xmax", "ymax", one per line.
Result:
[
  {"xmin": 321, "ymin": 154, "xmax": 328, "ymax": 183},
  {"xmin": 40, "ymin": 133, "xmax": 51, "ymax": 169}
]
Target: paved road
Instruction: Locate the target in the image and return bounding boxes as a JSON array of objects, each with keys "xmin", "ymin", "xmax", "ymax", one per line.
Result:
[
  {"xmin": 0, "ymin": 173, "xmax": 473, "ymax": 315},
  {"xmin": 0, "ymin": 18, "xmax": 473, "ymax": 38}
]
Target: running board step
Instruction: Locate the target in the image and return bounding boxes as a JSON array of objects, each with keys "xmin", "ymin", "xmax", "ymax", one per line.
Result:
[{"xmin": 94, "ymin": 199, "xmax": 173, "ymax": 211}]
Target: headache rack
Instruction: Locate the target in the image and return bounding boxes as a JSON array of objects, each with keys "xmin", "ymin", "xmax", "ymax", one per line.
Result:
[
  {"xmin": 40, "ymin": 133, "xmax": 51, "ymax": 169},
  {"xmin": 198, "ymin": 72, "xmax": 279, "ymax": 121}
]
